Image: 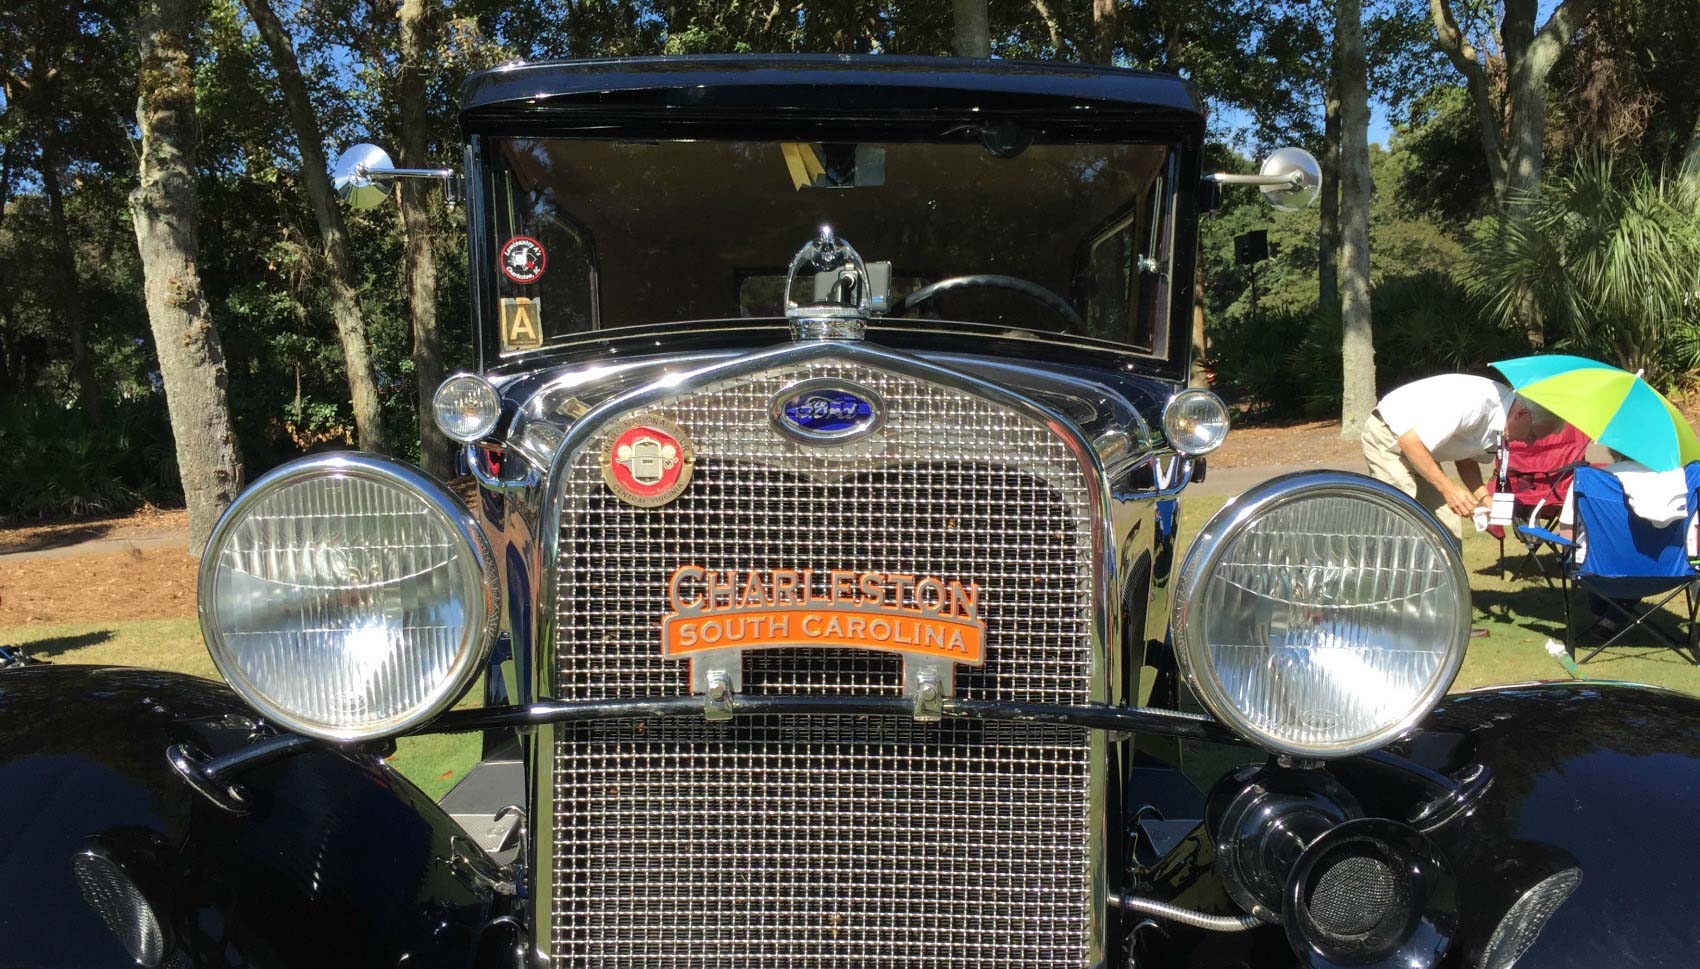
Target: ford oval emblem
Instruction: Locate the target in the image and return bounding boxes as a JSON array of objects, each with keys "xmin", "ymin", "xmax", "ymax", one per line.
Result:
[{"xmin": 771, "ymin": 378, "xmax": 885, "ymax": 445}]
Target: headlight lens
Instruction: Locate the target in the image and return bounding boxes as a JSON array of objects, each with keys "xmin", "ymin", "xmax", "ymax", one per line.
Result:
[
  {"xmin": 199, "ymin": 454, "xmax": 497, "ymax": 741},
  {"xmin": 433, "ymin": 373, "xmax": 501, "ymax": 443},
  {"xmin": 1172, "ymin": 473, "xmax": 1469, "ymax": 757},
  {"xmin": 1163, "ymin": 389, "xmax": 1230, "ymax": 455}
]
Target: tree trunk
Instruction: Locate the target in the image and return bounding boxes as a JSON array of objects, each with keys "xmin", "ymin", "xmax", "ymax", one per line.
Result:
[
  {"xmin": 1318, "ymin": 71, "xmax": 1342, "ymax": 316},
  {"xmin": 39, "ymin": 144, "xmax": 101, "ymax": 422},
  {"xmin": 1429, "ymin": 0, "xmax": 1590, "ymax": 209},
  {"xmin": 396, "ymin": 0, "xmax": 449, "ymax": 479},
  {"xmin": 1502, "ymin": 0, "xmax": 1589, "ymax": 214},
  {"xmin": 242, "ymin": 0, "xmax": 388, "ymax": 453},
  {"xmin": 951, "ymin": 0, "xmax": 990, "ymax": 58},
  {"xmin": 131, "ymin": 0, "xmax": 244, "ymax": 554},
  {"xmin": 1090, "ymin": 0, "xmax": 1117, "ymax": 65},
  {"xmin": 1337, "ymin": 0, "xmax": 1376, "ymax": 438}
]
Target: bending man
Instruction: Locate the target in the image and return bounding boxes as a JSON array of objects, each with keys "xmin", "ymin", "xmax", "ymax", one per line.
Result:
[{"xmin": 1361, "ymin": 373, "xmax": 1563, "ymax": 541}]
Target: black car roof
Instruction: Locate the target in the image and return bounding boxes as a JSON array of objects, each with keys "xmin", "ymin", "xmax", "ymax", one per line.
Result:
[{"xmin": 459, "ymin": 54, "xmax": 1205, "ymax": 129}]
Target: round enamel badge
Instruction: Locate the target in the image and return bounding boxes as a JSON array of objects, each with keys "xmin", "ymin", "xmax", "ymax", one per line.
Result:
[
  {"xmin": 500, "ymin": 236, "xmax": 546, "ymax": 284},
  {"xmin": 602, "ymin": 416, "xmax": 695, "ymax": 507}
]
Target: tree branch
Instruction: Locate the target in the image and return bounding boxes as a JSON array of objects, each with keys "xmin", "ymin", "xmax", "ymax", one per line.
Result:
[
  {"xmin": 1028, "ymin": 0, "xmax": 1062, "ymax": 53},
  {"xmin": 1429, "ymin": 0, "xmax": 1508, "ymax": 195},
  {"xmin": 1518, "ymin": 0, "xmax": 1593, "ymax": 87}
]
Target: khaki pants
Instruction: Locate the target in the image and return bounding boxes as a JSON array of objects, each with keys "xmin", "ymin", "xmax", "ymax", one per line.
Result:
[{"xmin": 1360, "ymin": 414, "xmax": 1463, "ymax": 543}]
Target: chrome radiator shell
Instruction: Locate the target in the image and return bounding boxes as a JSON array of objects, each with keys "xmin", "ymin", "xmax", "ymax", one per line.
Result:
[{"xmin": 528, "ymin": 341, "xmax": 1116, "ymax": 967}]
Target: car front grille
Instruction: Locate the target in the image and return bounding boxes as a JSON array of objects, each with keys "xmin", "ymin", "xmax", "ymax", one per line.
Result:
[{"xmin": 547, "ymin": 355, "xmax": 1099, "ymax": 967}]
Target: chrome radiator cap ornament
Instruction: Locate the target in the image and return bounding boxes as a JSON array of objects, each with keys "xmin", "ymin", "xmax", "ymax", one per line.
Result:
[{"xmin": 784, "ymin": 225, "xmax": 870, "ymax": 340}]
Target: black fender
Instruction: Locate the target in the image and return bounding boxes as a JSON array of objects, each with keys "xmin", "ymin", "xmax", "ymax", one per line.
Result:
[
  {"xmin": 1381, "ymin": 682, "xmax": 1700, "ymax": 968},
  {"xmin": 0, "ymin": 665, "xmax": 499, "ymax": 968}
]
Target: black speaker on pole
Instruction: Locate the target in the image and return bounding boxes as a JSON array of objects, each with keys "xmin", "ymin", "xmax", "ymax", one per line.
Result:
[{"xmin": 1234, "ymin": 229, "xmax": 1269, "ymax": 266}]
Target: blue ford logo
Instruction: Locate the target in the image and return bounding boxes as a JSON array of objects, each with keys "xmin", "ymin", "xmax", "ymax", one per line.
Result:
[{"xmin": 772, "ymin": 380, "xmax": 884, "ymax": 444}]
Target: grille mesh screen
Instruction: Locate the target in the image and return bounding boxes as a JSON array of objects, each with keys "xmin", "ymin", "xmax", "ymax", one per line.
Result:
[{"xmin": 550, "ymin": 358, "xmax": 1097, "ymax": 967}]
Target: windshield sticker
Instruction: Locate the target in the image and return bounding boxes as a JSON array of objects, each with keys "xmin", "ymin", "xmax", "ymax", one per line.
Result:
[
  {"xmin": 602, "ymin": 416, "xmax": 696, "ymax": 507},
  {"xmin": 661, "ymin": 567, "xmax": 986, "ymax": 665},
  {"xmin": 500, "ymin": 235, "xmax": 546, "ymax": 283},
  {"xmin": 499, "ymin": 297, "xmax": 543, "ymax": 351}
]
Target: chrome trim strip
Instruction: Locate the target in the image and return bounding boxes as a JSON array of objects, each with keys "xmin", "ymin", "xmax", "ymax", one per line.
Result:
[
  {"xmin": 1114, "ymin": 452, "xmax": 1195, "ymax": 500},
  {"xmin": 526, "ymin": 338, "xmax": 1118, "ymax": 965},
  {"xmin": 421, "ymin": 693, "xmax": 1240, "ymax": 743},
  {"xmin": 197, "ymin": 451, "xmax": 500, "ymax": 742},
  {"xmin": 466, "ymin": 443, "xmax": 541, "ymax": 495}
]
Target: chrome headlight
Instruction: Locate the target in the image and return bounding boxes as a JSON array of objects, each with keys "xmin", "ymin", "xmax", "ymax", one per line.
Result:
[
  {"xmin": 198, "ymin": 453, "xmax": 497, "ymax": 741},
  {"xmin": 1172, "ymin": 472, "xmax": 1469, "ymax": 758},
  {"xmin": 1163, "ymin": 388, "xmax": 1230, "ymax": 456},
  {"xmin": 433, "ymin": 373, "xmax": 502, "ymax": 443}
]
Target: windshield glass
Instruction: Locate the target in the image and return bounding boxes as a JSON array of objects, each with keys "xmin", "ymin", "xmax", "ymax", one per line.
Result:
[{"xmin": 486, "ymin": 136, "xmax": 1175, "ymax": 355}]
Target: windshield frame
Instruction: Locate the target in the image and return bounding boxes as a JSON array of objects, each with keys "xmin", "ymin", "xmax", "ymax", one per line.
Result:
[{"xmin": 464, "ymin": 111, "xmax": 1203, "ymax": 382}]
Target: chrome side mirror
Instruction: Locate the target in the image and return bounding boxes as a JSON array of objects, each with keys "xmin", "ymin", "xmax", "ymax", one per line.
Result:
[
  {"xmin": 332, "ymin": 142, "xmax": 461, "ymax": 210},
  {"xmin": 1207, "ymin": 146, "xmax": 1322, "ymax": 212}
]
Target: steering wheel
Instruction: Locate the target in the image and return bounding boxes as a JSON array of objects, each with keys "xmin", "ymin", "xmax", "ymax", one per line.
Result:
[{"xmin": 888, "ymin": 274, "xmax": 1087, "ymax": 334}]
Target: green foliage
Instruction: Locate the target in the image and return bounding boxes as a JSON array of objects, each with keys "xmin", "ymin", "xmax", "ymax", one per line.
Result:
[
  {"xmin": 1207, "ymin": 308, "xmax": 1317, "ymax": 415},
  {"xmin": 0, "ymin": 395, "xmax": 181, "ymax": 520},
  {"xmin": 1389, "ymin": 84, "xmax": 1496, "ymax": 223},
  {"xmin": 1212, "ymin": 272, "xmax": 1530, "ymax": 417},
  {"xmin": 0, "ymin": 0, "xmax": 1694, "ymax": 521},
  {"xmin": 1464, "ymin": 156, "xmax": 1700, "ymax": 388}
]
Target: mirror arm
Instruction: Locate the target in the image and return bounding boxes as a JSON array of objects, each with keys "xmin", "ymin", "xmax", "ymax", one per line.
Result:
[
  {"xmin": 1205, "ymin": 171, "xmax": 1305, "ymax": 188},
  {"xmin": 356, "ymin": 165, "xmax": 462, "ymax": 208},
  {"xmin": 360, "ymin": 165, "xmax": 456, "ymax": 181}
]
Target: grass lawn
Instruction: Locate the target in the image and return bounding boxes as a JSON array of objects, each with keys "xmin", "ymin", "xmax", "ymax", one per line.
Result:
[{"xmin": 6, "ymin": 491, "xmax": 1697, "ymax": 802}]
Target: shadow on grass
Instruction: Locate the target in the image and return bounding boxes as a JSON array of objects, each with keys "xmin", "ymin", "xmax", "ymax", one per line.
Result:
[
  {"xmin": 1472, "ymin": 588, "xmax": 1567, "ymax": 639},
  {"xmin": 1575, "ymin": 647, "xmax": 1700, "ymax": 673},
  {"xmin": 1477, "ymin": 581, "xmax": 1700, "ymax": 660},
  {"xmin": 0, "ymin": 523, "xmax": 117, "ymax": 556},
  {"xmin": 16, "ymin": 630, "xmax": 115, "ymax": 657}
]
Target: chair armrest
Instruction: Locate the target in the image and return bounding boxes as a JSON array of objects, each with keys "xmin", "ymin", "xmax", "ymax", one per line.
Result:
[{"xmin": 1516, "ymin": 524, "xmax": 1574, "ymax": 548}]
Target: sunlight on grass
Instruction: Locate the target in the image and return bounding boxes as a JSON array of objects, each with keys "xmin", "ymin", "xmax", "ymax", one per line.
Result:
[
  {"xmin": 392, "ymin": 732, "xmax": 485, "ymax": 802},
  {"xmin": 0, "ymin": 617, "xmax": 213, "ymax": 678}
]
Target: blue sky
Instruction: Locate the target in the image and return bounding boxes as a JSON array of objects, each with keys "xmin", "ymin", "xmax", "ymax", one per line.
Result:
[{"xmin": 1210, "ymin": 0, "xmax": 1563, "ymax": 152}]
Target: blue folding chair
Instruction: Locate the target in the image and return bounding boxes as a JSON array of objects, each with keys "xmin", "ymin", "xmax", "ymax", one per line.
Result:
[{"xmin": 1516, "ymin": 463, "xmax": 1700, "ymax": 665}]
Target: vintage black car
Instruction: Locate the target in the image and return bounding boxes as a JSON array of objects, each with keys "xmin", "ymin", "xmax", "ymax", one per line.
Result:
[{"xmin": 6, "ymin": 55, "xmax": 1700, "ymax": 969}]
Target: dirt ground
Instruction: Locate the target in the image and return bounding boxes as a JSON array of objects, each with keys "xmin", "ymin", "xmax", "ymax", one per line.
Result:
[
  {"xmin": 0, "ymin": 506, "xmax": 188, "ymax": 556},
  {"xmin": 1211, "ymin": 417, "xmax": 1363, "ymax": 469},
  {"xmin": 0, "ymin": 545, "xmax": 197, "ymax": 626}
]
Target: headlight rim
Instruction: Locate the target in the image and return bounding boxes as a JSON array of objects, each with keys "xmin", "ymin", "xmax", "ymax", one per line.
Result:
[
  {"xmin": 1172, "ymin": 471, "xmax": 1470, "ymax": 759},
  {"xmin": 432, "ymin": 371, "xmax": 503, "ymax": 444},
  {"xmin": 197, "ymin": 451, "xmax": 499, "ymax": 742},
  {"xmin": 1162, "ymin": 387, "xmax": 1231, "ymax": 457}
]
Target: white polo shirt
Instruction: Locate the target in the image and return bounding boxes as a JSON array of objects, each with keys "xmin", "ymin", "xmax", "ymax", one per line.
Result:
[{"xmin": 1376, "ymin": 374, "xmax": 1514, "ymax": 463}]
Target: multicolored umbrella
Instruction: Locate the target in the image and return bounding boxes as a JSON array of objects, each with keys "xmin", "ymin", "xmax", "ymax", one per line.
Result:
[{"xmin": 1491, "ymin": 354, "xmax": 1700, "ymax": 472}]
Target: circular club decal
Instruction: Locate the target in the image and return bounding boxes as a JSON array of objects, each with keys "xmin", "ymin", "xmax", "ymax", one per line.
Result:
[
  {"xmin": 601, "ymin": 416, "xmax": 695, "ymax": 508},
  {"xmin": 499, "ymin": 236, "xmax": 546, "ymax": 284}
]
